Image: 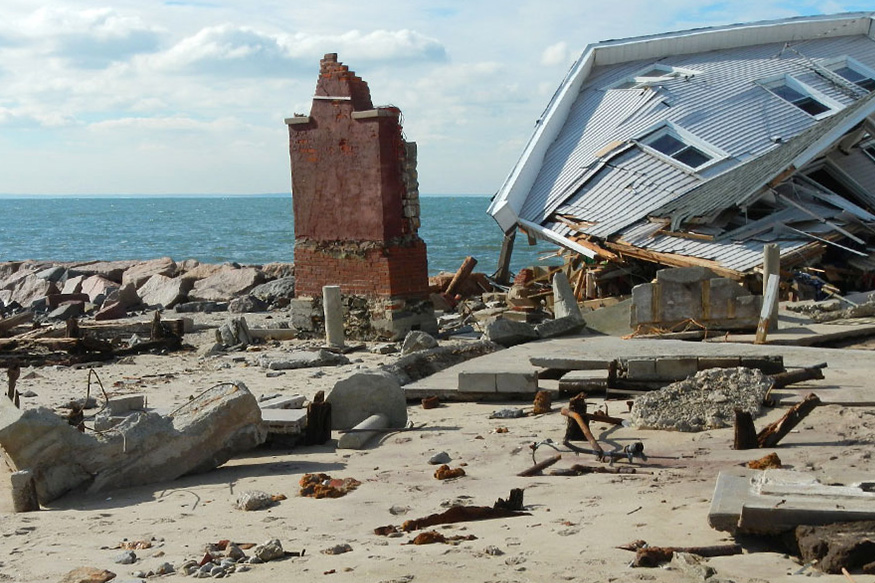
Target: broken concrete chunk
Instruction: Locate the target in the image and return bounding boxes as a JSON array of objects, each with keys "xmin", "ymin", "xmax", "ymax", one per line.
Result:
[
  {"xmin": 483, "ymin": 318, "xmax": 538, "ymax": 347},
  {"xmin": 258, "ymin": 349, "xmax": 350, "ymax": 370},
  {"xmin": 253, "ymin": 539, "xmax": 284, "ymax": 562},
  {"xmin": 552, "ymin": 272, "xmax": 583, "ymax": 322},
  {"xmin": 401, "ymin": 330, "xmax": 438, "ymax": 355},
  {"xmin": 137, "ymin": 274, "xmax": 192, "ymax": 309},
  {"xmin": 0, "ymin": 382, "xmax": 266, "ymax": 504},
  {"xmin": 337, "ymin": 413, "xmax": 390, "ymax": 449},
  {"xmin": 535, "ymin": 315, "xmax": 585, "ymax": 338},
  {"xmin": 217, "ymin": 317, "xmax": 253, "ymax": 347},
  {"xmin": 327, "ymin": 369, "xmax": 407, "ymax": 430},
  {"xmin": 250, "ymin": 277, "xmax": 296, "ymax": 306}
]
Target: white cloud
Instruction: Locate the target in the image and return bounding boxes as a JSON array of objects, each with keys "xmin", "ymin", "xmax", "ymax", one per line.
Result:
[
  {"xmin": 0, "ymin": 0, "xmax": 872, "ymax": 195},
  {"xmin": 541, "ymin": 41, "xmax": 568, "ymax": 67}
]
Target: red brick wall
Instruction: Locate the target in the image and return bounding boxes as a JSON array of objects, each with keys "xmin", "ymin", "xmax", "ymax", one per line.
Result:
[{"xmin": 294, "ymin": 239, "xmax": 429, "ymax": 299}]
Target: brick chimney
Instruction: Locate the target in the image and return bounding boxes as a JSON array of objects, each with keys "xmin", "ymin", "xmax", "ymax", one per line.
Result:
[{"xmin": 286, "ymin": 54, "xmax": 428, "ymax": 300}]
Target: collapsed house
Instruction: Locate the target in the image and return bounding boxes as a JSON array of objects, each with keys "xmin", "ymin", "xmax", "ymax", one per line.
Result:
[{"xmin": 489, "ymin": 12, "xmax": 875, "ymax": 299}]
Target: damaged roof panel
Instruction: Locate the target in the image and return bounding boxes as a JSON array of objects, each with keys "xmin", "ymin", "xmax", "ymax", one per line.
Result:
[{"xmin": 491, "ymin": 12, "xmax": 875, "ymax": 285}]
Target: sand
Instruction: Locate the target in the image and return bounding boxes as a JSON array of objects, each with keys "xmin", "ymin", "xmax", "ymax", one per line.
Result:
[{"xmin": 1, "ymin": 312, "xmax": 873, "ymax": 583}]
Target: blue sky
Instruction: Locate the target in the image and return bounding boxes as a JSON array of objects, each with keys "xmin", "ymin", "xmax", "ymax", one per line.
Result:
[{"xmin": 0, "ymin": 1, "xmax": 871, "ymax": 195}]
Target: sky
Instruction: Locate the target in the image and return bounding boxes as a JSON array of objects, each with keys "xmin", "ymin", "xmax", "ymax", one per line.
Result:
[{"xmin": 0, "ymin": 1, "xmax": 872, "ymax": 196}]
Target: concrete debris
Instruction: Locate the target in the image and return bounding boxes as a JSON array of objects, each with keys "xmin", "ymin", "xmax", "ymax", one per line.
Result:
[
  {"xmin": 235, "ymin": 490, "xmax": 286, "ymax": 511},
  {"xmin": 382, "ymin": 339, "xmax": 500, "ymax": 386},
  {"xmin": 428, "ymin": 451, "xmax": 451, "ymax": 465},
  {"xmin": 0, "ymin": 381, "xmax": 266, "ymax": 504},
  {"xmin": 551, "ymin": 271, "xmax": 583, "ymax": 322},
  {"xmin": 326, "ymin": 370, "xmax": 407, "ymax": 430},
  {"xmin": 337, "ymin": 413, "xmax": 390, "ymax": 449},
  {"xmin": 482, "ymin": 318, "xmax": 539, "ymax": 347},
  {"xmin": 400, "ymin": 330, "xmax": 438, "ymax": 356},
  {"xmin": 709, "ymin": 469, "xmax": 875, "ymax": 535},
  {"xmin": 258, "ymin": 349, "xmax": 350, "ymax": 370},
  {"xmin": 630, "ymin": 367, "xmax": 772, "ymax": 432}
]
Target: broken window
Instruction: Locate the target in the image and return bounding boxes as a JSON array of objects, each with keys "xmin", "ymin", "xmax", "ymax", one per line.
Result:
[
  {"xmin": 823, "ymin": 56, "xmax": 875, "ymax": 92},
  {"xmin": 640, "ymin": 125, "xmax": 715, "ymax": 170},
  {"xmin": 607, "ymin": 64, "xmax": 699, "ymax": 90},
  {"xmin": 760, "ymin": 75, "xmax": 840, "ymax": 119},
  {"xmin": 833, "ymin": 66, "xmax": 875, "ymax": 91}
]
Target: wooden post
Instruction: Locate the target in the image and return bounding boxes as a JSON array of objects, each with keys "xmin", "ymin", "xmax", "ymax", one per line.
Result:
[
  {"xmin": 445, "ymin": 256, "xmax": 478, "ymax": 297},
  {"xmin": 494, "ymin": 230, "xmax": 516, "ymax": 286},
  {"xmin": 305, "ymin": 390, "xmax": 332, "ymax": 445},
  {"xmin": 763, "ymin": 244, "xmax": 781, "ymax": 331},
  {"xmin": 733, "ymin": 410, "xmax": 759, "ymax": 450},
  {"xmin": 755, "ymin": 273, "xmax": 780, "ymax": 344}
]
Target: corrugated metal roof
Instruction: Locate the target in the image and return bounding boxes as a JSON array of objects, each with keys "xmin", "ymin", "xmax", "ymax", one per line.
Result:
[{"xmin": 515, "ymin": 34, "xmax": 875, "ymax": 237}]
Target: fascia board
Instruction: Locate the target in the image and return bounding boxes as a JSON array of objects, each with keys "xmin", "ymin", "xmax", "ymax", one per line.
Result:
[
  {"xmin": 518, "ymin": 218, "xmax": 597, "ymax": 259},
  {"xmin": 488, "ymin": 46, "xmax": 598, "ymax": 232}
]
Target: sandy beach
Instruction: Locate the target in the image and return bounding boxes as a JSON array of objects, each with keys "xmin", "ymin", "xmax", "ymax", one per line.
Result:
[{"xmin": 2, "ymin": 308, "xmax": 873, "ymax": 583}]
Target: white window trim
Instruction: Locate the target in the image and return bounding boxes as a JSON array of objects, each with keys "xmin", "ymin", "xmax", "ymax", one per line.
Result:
[
  {"xmin": 820, "ymin": 55, "xmax": 875, "ymax": 89},
  {"xmin": 635, "ymin": 121, "xmax": 727, "ymax": 173},
  {"xmin": 604, "ymin": 63, "xmax": 701, "ymax": 91},
  {"xmin": 757, "ymin": 74, "xmax": 844, "ymax": 120}
]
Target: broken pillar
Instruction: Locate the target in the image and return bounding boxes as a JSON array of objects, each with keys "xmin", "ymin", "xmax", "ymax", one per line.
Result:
[
  {"xmin": 323, "ymin": 285, "xmax": 345, "ymax": 348},
  {"xmin": 286, "ymin": 54, "xmax": 436, "ymax": 341}
]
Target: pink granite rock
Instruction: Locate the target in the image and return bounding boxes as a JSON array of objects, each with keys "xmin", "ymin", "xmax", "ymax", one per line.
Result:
[
  {"xmin": 189, "ymin": 267, "xmax": 265, "ymax": 302},
  {"xmin": 121, "ymin": 257, "xmax": 177, "ymax": 289}
]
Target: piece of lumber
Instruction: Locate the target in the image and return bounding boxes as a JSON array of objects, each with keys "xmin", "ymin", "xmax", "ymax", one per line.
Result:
[
  {"xmin": 517, "ymin": 453, "xmax": 561, "ymax": 477},
  {"xmin": 400, "ymin": 504, "xmax": 530, "ymax": 532},
  {"xmin": 603, "ymin": 241, "xmax": 743, "ymax": 280},
  {"xmin": 445, "ymin": 256, "xmax": 478, "ymax": 297},
  {"xmin": 0, "ymin": 312, "xmax": 33, "ymax": 336},
  {"xmin": 755, "ymin": 273, "xmax": 780, "ymax": 345},
  {"xmin": 632, "ymin": 544, "xmax": 742, "ymax": 567},
  {"xmin": 304, "ymin": 390, "xmax": 331, "ymax": 445},
  {"xmin": 757, "ymin": 393, "xmax": 821, "ymax": 448},
  {"xmin": 733, "ymin": 409, "xmax": 759, "ymax": 450}
]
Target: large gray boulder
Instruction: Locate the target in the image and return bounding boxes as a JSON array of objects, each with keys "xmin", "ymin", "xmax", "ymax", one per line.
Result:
[
  {"xmin": 190, "ymin": 267, "xmax": 265, "ymax": 302},
  {"xmin": 138, "ymin": 274, "xmax": 192, "ymax": 309},
  {"xmin": 401, "ymin": 330, "xmax": 438, "ymax": 356},
  {"xmin": 0, "ymin": 382, "xmax": 266, "ymax": 503},
  {"xmin": 326, "ymin": 370, "xmax": 408, "ymax": 430},
  {"xmin": 122, "ymin": 257, "xmax": 178, "ymax": 289},
  {"xmin": 250, "ymin": 277, "xmax": 296, "ymax": 306}
]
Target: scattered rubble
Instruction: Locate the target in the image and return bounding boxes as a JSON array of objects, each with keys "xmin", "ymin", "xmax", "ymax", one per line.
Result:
[
  {"xmin": 630, "ymin": 367, "xmax": 772, "ymax": 431},
  {"xmin": 299, "ymin": 473, "xmax": 361, "ymax": 499}
]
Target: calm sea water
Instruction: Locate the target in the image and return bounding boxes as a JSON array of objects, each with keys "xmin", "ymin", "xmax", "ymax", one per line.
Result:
[{"xmin": 0, "ymin": 195, "xmax": 557, "ymax": 277}]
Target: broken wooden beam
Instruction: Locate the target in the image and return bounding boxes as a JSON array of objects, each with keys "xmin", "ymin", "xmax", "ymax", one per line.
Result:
[
  {"xmin": 629, "ymin": 543, "xmax": 743, "ymax": 567},
  {"xmin": 0, "ymin": 312, "xmax": 33, "ymax": 336},
  {"xmin": 757, "ymin": 393, "xmax": 821, "ymax": 448},
  {"xmin": 733, "ymin": 409, "xmax": 759, "ymax": 450},
  {"xmin": 445, "ymin": 256, "xmax": 477, "ymax": 298}
]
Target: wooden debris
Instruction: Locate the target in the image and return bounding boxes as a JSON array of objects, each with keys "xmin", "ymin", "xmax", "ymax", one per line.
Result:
[
  {"xmin": 0, "ymin": 312, "xmax": 33, "ymax": 336},
  {"xmin": 733, "ymin": 409, "xmax": 759, "ymax": 450},
  {"xmin": 769, "ymin": 363, "xmax": 826, "ymax": 390},
  {"xmin": 304, "ymin": 390, "xmax": 331, "ymax": 445},
  {"xmin": 619, "ymin": 540, "xmax": 743, "ymax": 567},
  {"xmin": 445, "ymin": 256, "xmax": 478, "ymax": 298},
  {"xmin": 757, "ymin": 393, "xmax": 821, "ymax": 448},
  {"xmin": 796, "ymin": 521, "xmax": 875, "ymax": 574},
  {"xmin": 561, "ymin": 392, "xmax": 603, "ymax": 454},
  {"xmin": 549, "ymin": 464, "xmax": 648, "ymax": 476}
]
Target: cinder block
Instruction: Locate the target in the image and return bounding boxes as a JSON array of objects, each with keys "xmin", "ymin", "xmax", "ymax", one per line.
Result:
[
  {"xmin": 106, "ymin": 395, "xmax": 147, "ymax": 416},
  {"xmin": 458, "ymin": 372, "xmax": 496, "ymax": 393},
  {"xmin": 654, "ymin": 357, "xmax": 699, "ymax": 381},
  {"xmin": 697, "ymin": 357, "xmax": 741, "ymax": 371},
  {"xmin": 495, "ymin": 372, "xmax": 538, "ymax": 393},
  {"xmin": 625, "ymin": 358, "xmax": 656, "ymax": 380}
]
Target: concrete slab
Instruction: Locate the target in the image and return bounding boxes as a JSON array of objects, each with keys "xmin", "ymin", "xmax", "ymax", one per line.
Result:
[
  {"xmin": 495, "ymin": 372, "xmax": 538, "ymax": 393},
  {"xmin": 259, "ymin": 394, "xmax": 306, "ymax": 410},
  {"xmin": 457, "ymin": 372, "xmax": 496, "ymax": 393},
  {"xmin": 260, "ymin": 409, "xmax": 307, "ymax": 435}
]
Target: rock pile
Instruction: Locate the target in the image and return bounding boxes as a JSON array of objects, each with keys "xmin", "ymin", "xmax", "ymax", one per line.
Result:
[
  {"xmin": 630, "ymin": 367, "xmax": 772, "ymax": 432},
  {"xmin": 0, "ymin": 258, "xmax": 295, "ymax": 323}
]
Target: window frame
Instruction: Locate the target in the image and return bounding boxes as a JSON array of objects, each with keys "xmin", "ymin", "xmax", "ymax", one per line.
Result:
[
  {"xmin": 636, "ymin": 122, "xmax": 726, "ymax": 172},
  {"xmin": 821, "ymin": 56, "xmax": 875, "ymax": 93},
  {"xmin": 758, "ymin": 74, "xmax": 843, "ymax": 120},
  {"xmin": 605, "ymin": 63, "xmax": 700, "ymax": 91}
]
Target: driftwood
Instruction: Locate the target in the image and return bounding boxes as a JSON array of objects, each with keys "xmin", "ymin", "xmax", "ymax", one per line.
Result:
[
  {"xmin": 0, "ymin": 312, "xmax": 33, "ymax": 336},
  {"xmin": 399, "ymin": 492, "xmax": 530, "ymax": 532},
  {"xmin": 757, "ymin": 393, "xmax": 821, "ymax": 448},
  {"xmin": 619, "ymin": 540, "xmax": 743, "ymax": 567},
  {"xmin": 549, "ymin": 464, "xmax": 648, "ymax": 476}
]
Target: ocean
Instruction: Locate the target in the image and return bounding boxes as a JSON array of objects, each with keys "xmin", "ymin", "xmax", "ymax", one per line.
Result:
[{"xmin": 0, "ymin": 195, "xmax": 558, "ymax": 277}]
